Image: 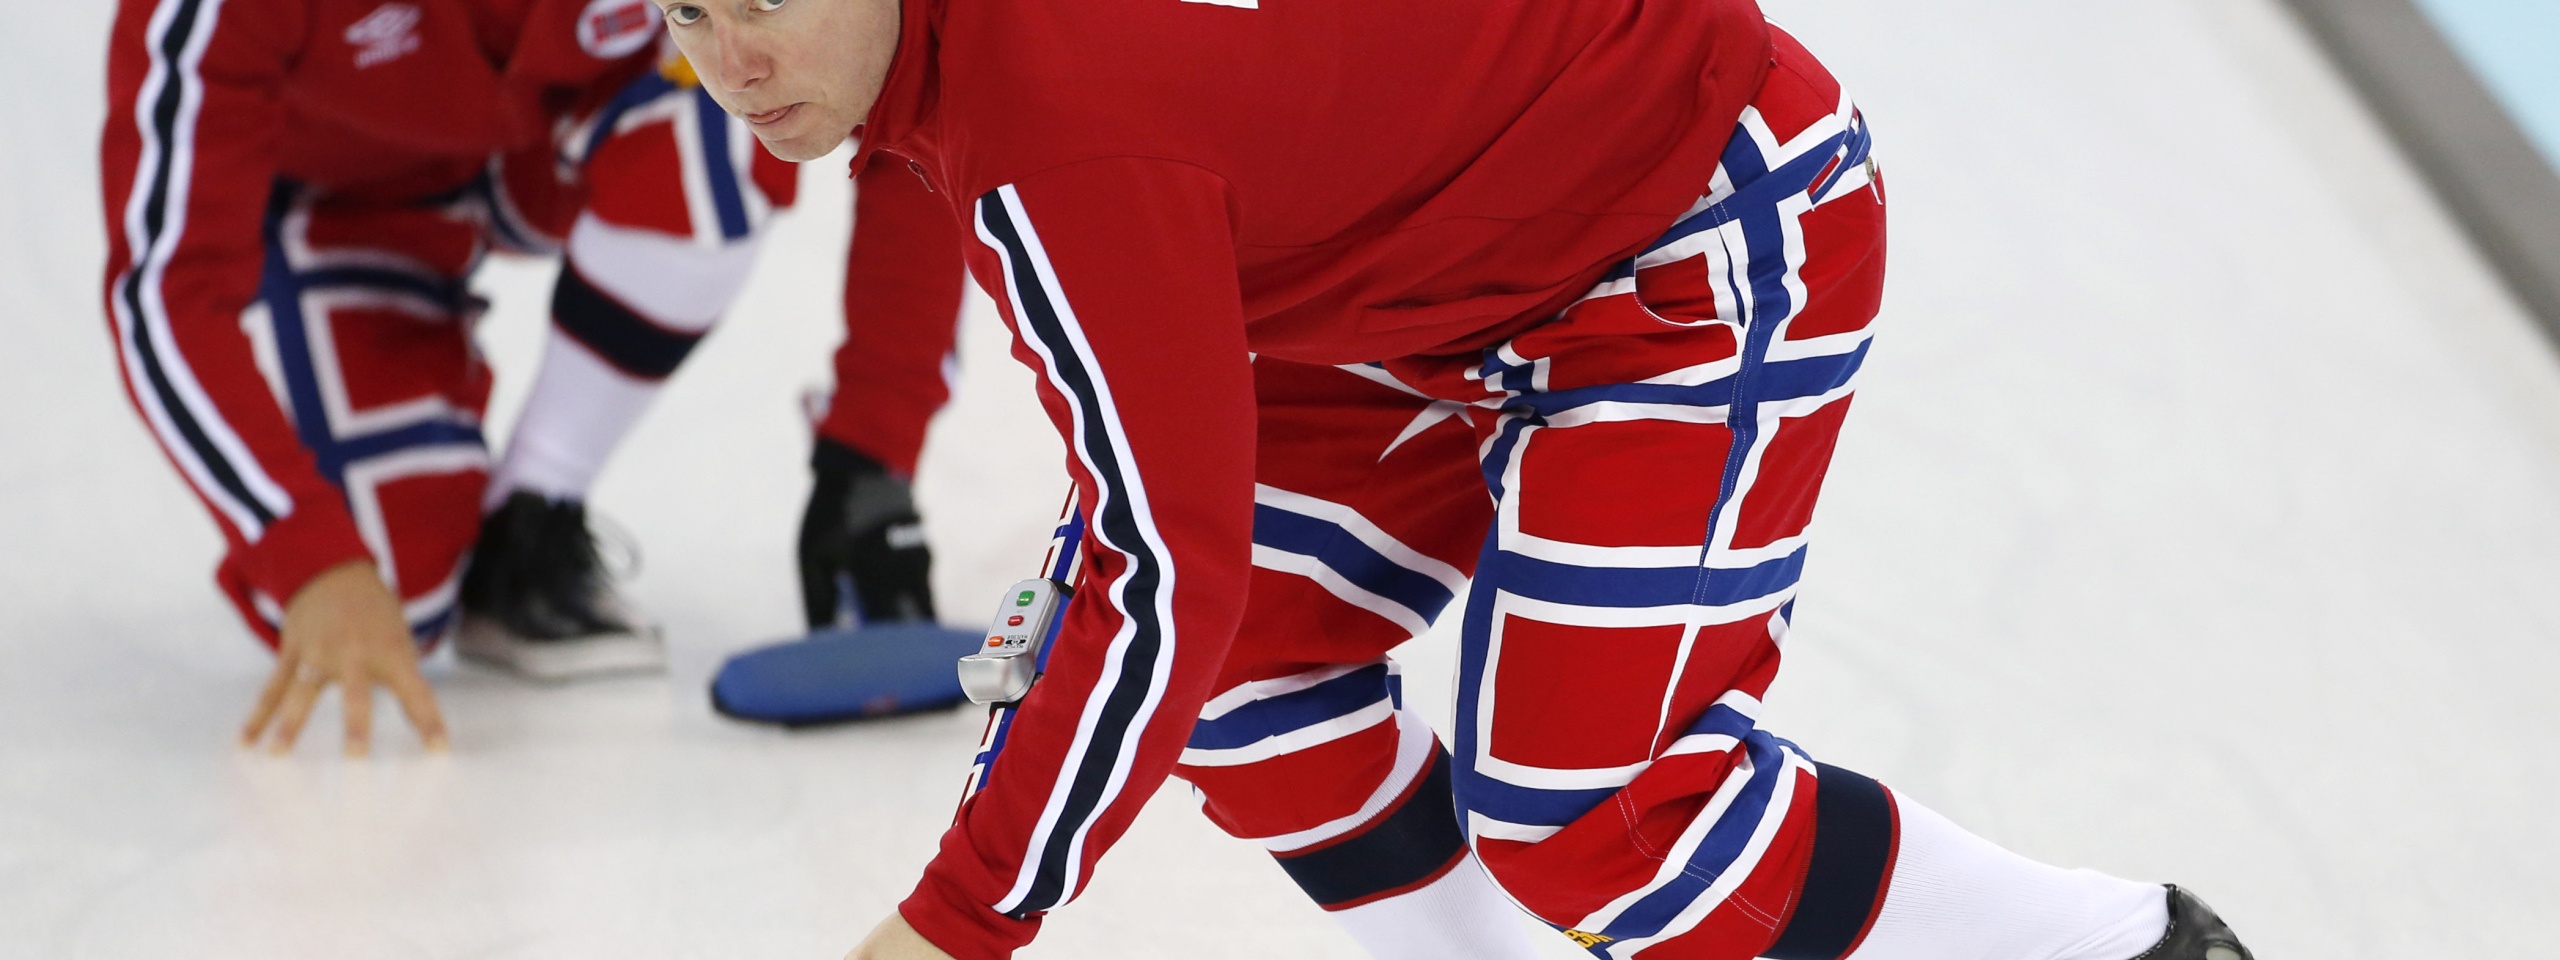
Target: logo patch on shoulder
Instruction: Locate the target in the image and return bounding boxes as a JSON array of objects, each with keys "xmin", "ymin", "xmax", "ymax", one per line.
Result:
[
  {"xmin": 578, "ymin": 0, "xmax": 663, "ymax": 59},
  {"xmin": 344, "ymin": 3, "xmax": 422, "ymax": 68}
]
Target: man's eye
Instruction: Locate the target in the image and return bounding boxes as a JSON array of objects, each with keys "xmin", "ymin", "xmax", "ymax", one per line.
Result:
[
  {"xmin": 748, "ymin": 0, "xmax": 787, "ymax": 10},
  {"xmin": 664, "ymin": 4, "xmax": 705, "ymax": 24}
]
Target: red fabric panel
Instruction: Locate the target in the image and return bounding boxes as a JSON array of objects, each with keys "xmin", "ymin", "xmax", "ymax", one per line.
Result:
[
  {"xmin": 819, "ymin": 151, "xmax": 966, "ymax": 473},
  {"xmin": 1186, "ymin": 718, "xmax": 1406, "ymax": 842},
  {"xmin": 1490, "ymin": 617, "xmax": 1687, "ymax": 770},
  {"xmin": 1518, "ymin": 419, "xmax": 1734, "ymax": 549},
  {"xmin": 1730, "ymin": 397, "xmax": 1855, "ymax": 551},
  {"xmin": 581, "ymin": 121, "xmax": 695, "ymax": 237},
  {"xmin": 371, "ymin": 468, "xmax": 487, "ymax": 598}
]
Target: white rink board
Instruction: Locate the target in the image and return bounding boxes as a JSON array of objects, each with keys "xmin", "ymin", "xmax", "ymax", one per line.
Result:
[{"xmin": 4, "ymin": 1, "xmax": 2557, "ymax": 957}]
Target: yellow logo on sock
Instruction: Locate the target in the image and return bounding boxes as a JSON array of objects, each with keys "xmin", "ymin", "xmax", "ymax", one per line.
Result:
[{"xmin": 1563, "ymin": 930, "xmax": 1616, "ymax": 948}]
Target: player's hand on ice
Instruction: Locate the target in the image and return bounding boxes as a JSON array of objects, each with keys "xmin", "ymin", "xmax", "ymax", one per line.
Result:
[
  {"xmin": 843, "ymin": 914, "xmax": 956, "ymax": 960},
  {"xmin": 242, "ymin": 560, "xmax": 451, "ymax": 756}
]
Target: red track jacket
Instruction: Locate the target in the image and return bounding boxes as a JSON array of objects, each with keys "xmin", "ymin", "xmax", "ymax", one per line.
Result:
[{"xmin": 856, "ymin": 0, "xmax": 1773, "ymax": 954}]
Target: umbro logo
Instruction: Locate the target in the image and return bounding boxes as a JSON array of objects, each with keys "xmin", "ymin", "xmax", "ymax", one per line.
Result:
[{"xmin": 344, "ymin": 3, "xmax": 423, "ymax": 69}]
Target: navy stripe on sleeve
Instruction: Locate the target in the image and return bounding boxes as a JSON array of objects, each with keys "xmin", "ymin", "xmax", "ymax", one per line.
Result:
[{"xmin": 976, "ymin": 187, "xmax": 1177, "ymax": 916}]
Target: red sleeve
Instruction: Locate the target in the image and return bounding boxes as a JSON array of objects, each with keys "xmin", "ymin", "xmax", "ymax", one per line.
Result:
[
  {"xmin": 818, "ymin": 150, "xmax": 968, "ymax": 475},
  {"xmin": 897, "ymin": 158, "xmax": 1255, "ymax": 960},
  {"xmin": 100, "ymin": 0, "xmax": 371, "ymax": 607}
]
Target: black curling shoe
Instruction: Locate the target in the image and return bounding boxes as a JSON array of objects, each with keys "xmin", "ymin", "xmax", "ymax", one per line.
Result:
[
  {"xmin": 455, "ymin": 492, "xmax": 665, "ymax": 681},
  {"xmin": 2130, "ymin": 886, "xmax": 2254, "ymax": 960}
]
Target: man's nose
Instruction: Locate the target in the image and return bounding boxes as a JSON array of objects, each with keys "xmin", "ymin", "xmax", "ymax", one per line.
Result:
[{"xmin": 713, "ymin": 29, "xmax": 768, "ymax": 92}]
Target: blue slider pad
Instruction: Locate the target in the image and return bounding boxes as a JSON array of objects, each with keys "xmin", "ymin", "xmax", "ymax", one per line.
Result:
[{"xmin": 710, "ymin": 623, "xmax": 989, "ymax": 726}]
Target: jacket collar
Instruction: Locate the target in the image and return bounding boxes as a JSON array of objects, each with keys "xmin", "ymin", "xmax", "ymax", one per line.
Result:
[{"xmin": 851, "ymin": 0, "xmax": 940, "ymax": 170}]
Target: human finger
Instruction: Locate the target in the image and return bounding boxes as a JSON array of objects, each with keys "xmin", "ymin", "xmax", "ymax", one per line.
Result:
[
  {"xmin": 342, "ymin": 670, "xmax": 374, "ymax": 758},
  {"xmin": 240, "ymin": 656, "xmax": 297, "ymax": 746},
  {"xmin": 383, "ymin": 665, "xmax": 449, "ymax": 753},
  {"xmin": 265, "ymin": 664, "xmax": 327, "ymax": 754}
]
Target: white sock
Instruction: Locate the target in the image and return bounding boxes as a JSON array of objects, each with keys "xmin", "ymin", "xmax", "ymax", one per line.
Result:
[
  {"xmin": 490, "ymin": 214, "xmax": 760, "ymax": 506},
  {"xmin": 489, "ymin": 335, "xmax": 658, "ymax": 505},
  {"xmin": 1845, "ymin": 794, "xmax": 2169, "ymax": 960},
  {"xmin": 1326, "ymin": 853, "xmax": 1548, "ymax": 960}
]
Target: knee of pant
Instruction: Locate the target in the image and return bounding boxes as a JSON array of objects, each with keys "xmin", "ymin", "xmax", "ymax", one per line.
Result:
[
  {"xmin": 1449, "ymin": 801, "xmax": 1614, "ymax": 928},
  {"xmin": 1262, "ymin": 751, "xmax": 1472, "ymax": 911},
  {"xmin": 1181, "ymin": 661, "xmax": 1423, "ymax": 844},
  {"xmin": 575, "ymin": 197, "xmax": 776, "ymax": 255},
  {"xmin": 581, "ymin": 115, "xmax": 785, "ymax": 247},
  {"xmin": 1183, "ymin": 740, "xmax": 1409, "ymax": 845},
  {"xmin": 561, "ymin": 214, "xmax": 764, "ymax": 336}
]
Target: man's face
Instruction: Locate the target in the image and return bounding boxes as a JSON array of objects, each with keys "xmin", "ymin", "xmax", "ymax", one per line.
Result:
[{"xmin": 653, "ymin": 0, "xmax": 900, "ymax": 162}]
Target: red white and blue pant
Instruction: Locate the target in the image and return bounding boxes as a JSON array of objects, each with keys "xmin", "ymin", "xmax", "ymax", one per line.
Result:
[
  {"xmin": 224, "ymin": 62, "xmax": 796, "ymax": 644},
  {"xmin": 1172, "ymin": 33, "xmax": 1895, "ymax": 958}
]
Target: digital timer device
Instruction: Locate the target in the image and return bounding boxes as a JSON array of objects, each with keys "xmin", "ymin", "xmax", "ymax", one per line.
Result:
[{"xmin": 957, "ymin": 577, "xmax": 1071, "ymax": 705}]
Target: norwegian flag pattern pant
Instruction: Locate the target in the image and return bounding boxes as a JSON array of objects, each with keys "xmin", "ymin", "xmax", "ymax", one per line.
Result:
[
  {"xmin": 1184, "ymin": 30, "xmax": 1897, "ymax": 959},
  {"xmin": 215, "ymin": 68, "xmax": 795, "ymax": 645}
]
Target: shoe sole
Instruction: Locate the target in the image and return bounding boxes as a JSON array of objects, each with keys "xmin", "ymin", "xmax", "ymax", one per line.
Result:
[{"xmin": 454, "ymin": 616, "xmax": 669, "ymax": 682}]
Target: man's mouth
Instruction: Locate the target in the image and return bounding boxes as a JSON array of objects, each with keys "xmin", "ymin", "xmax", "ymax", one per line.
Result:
[{"xmin": 744, "ymin": 103, "xmax": 802, "ymax": 127}]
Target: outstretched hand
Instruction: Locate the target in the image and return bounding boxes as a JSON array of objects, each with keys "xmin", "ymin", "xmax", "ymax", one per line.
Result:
[
  {"xmin": 241, "ymin": 560, "xmax": 450, "ymax": 756},
  {"xmin": 843, "ymin": 913, "xmax": 957, "ymax": 960}
]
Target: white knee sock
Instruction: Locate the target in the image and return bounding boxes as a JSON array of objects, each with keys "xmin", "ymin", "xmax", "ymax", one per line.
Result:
[
  {"xmin": 1845, "ymin": 794, "xmax": 2169, "ymax": 960},
  {"xmin": 490, "ymin": 335, "xmax": 659, "ymax": 505},
  {"xmin": 490, "ymin": 214, "xmax": 761, "ymax": 506},
  {"xmin": 1327, "ymin": 853, "xmax": 1548, "ymax": 960}
]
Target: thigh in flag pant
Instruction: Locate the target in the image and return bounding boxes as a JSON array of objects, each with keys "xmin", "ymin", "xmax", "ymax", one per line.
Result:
[
  {"xmin": 230, "ymin": 188, "xmax": 497, "ymax": 645},
  {"xmin": 1187, "ymin": 35, "xmax": 1897, "ymax": 959},
  {"xmin": 1181, "ymin": 355, "xmax": 1493, "ymax": 902},
  {"xmin": 219, "ymin": 58, "xmax": 798, "ymax": 647},
  {"xmin": 1163, "ymin": 357, "xmax": 1542, "ymax": 960},
  {"xmin": 1404, "ymin": 40, "xmax": 1887, "ymax": 957}
]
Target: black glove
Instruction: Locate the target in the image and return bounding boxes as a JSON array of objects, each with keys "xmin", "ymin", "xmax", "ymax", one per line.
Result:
[{"xmin": 799, "ymin": 438, "xmax": 936, "ymax": 629}]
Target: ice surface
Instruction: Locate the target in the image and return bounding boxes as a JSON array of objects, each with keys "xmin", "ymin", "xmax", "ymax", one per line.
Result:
[{"xmin": 5, "ymin": 1, "xmax": 2557, "ymax": 957}]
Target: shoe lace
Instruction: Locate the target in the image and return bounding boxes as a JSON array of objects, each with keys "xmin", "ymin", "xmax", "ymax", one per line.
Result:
[{"xmin": 582, "ymin": 508, "xmax": 645, "ymax": 581}]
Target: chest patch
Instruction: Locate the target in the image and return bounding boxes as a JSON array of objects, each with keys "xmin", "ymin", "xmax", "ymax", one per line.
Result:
[
  {"xmin": 344, "ymin": 3, "xmax": 423, "ymax": 68},
  {"xmin": 578, "ymin": 0, "xmax": 663, "ymax": 60}
]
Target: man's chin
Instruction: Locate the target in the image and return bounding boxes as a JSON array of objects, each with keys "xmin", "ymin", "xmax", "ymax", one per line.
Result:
[{"xmin": 755, "ymin": 128, "xmax": 848, "ymax": 163}]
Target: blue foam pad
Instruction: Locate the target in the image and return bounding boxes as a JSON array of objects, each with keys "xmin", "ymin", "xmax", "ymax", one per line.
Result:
[{"xmin": 710, "ymin": 623, "xmax": 988, "ymax": 726}]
